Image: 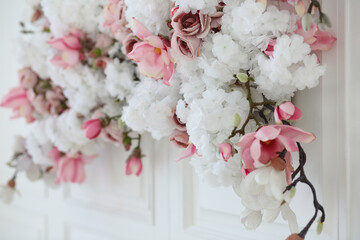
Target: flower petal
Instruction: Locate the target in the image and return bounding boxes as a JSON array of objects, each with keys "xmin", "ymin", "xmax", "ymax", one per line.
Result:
[
  {"xmin": 176, "ymin": 144, "xmax": 196, "ymax": 162},
  {"xmin": 131, "ymin": 18, "xmax": 153, "ymax": 40},
  {"xmin": 255, "ymin": 126, "xmax": 281, "ymax": 142}
]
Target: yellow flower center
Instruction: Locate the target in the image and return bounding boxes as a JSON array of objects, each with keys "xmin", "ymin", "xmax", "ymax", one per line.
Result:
[
  {"xmin": 263, "ymin": 140, "xmax": 272, "ymax": 145},
  {"xmin": 154, "ymin": 47, "xmax": 162, "ymax": 54}
]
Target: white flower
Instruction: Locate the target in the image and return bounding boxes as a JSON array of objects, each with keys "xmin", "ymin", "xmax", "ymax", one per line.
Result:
[
  {"xmin": 241, "ymin": 209, "xmax": 263, "ymax": 230},
  {"xmin": 175, "ymin": 0, "xmax": 220, "ymax": 14}
]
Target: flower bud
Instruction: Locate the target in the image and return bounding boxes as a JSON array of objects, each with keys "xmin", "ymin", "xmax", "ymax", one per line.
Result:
[
  {"xmin": 236, "ymin": 73, "xmax": 249, "ymax": 83},
  {"xmin": 286, "ymin": 234, "xmax": 304, "ymax": 240},
  {"xmin": 233, "ymin": 113, "xmax": 242, "ymax": 127},
  {"xmin": 317, "ymin": 220, "xmax": 324, "ymax": 234},
  {"xmin": 322, "ymin": 13, "xmax": 332, "ymax": 28},
  {"xmin": 302, "ymin": 13, "xmax": 313, "ymax": 32},
  {"xmin": 219, "ymin": 143, "xmax": 233, "ymax": 162}
]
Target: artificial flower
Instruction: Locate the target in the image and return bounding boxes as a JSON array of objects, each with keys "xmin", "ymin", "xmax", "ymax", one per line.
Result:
[
  {"xmin": 274, "ymin": 102, "xmax": 302, "ymax": 124},
  {"xmin": 169, "ymin": 129, "xmax": 189, "ymax": 148},
  {"xmin": 18, "ymin": 67, "xmax": 38, "ymax": 89},
  {"xmin": 295, "ymin": 21, "xmax": 336, "ymax": 51},
  {"xmin": 1, "ymin": 86, "xmax": 35, "ymax": 123},
  {"xmin": 127, "ymin": 18, "xmax": 175, "ymax": 85},
  {"xmin": 219, "ymin": 142, "xmax": 233, "ymax": 162},
  {"xmin": 170, "ymin": 31, "xmax": 202, "ymax": 59},
  {"xmin": 237, "ymin": 125, "xmax": 315, "ymax": 170},
  {"xmin": 55, "ymin": 153, "xmax": 95, "ymax": 184},
  {"xmin": 82, "ymin": 118, "xmax": 103, "ymax": 139},
  {"xmin": 176, "ymin": 143, "xmax": 197, "ymax": 162},
  {"xmin": 47, "ymin": 29, "xmax": 85, "ymax": 69},
  {"xmin": 264, "ymin": 39, "xmax": 276, "ymax": 57},
  {"xmin": 103, "ymin": 0, "xmax": 131, "ymax": 42},
  {"xmin": 125, "ymin": 148, "xmax": 143, "ymax": 176}
]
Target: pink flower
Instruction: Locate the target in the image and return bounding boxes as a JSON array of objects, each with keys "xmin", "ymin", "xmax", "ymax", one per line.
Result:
[
  {"xmin": 171, "ymin": 6, "xmax": 211, "ymax": 38},
  {"xmin": 295, "ymin": 21, "xmax": 336, "ymax": 51},
  {"xmin": 127, "ymin": 18, "xmax": 175, "ymax": 85},
  {"xmin": 274, "ymin": 102, "xmax": 302, "ymax": 124},
  {"xmin": 176, "ymin": 143, "xmax": 197, "ymax": 162},
  {"xmin": 1, "ymin": 87, "xmax": 35, "ymax": 123},
  {"xmin": 96, "ymin": 34, "xmax": 113, "ymax": 50},
  {"xmin": 125, "ymin": 148, "xmax": 143, "ymax": 176},
  {"xmin": 82, "ymin": 119, "xmax": 103, "ymax": 139},
  {"xmin": 237, "ymin": 125, "xmax": 315, "ymax": 174},
  {"xmin": 101, "ymin": 120, "xmax": 123, "ymax": 146},
  {"xmin": 45, "ymin": 85, "xmax": 67, "ymax": 115},
  {"xmin": 55, "ymin": 153, "xmax": 96, "ymax": 184},
  {"xmin": 48, "ymin": 147, "xmax": 63, "ymax": 162},
  {"xmin": 219, "ymin": 142, "xmax": 233, "ymax": 162},
  {"xmin": 47, "ymin": 30, "xmax": 85, "ymax": 69},
  {"xmin": 170, "ymin": 31, "xmax": 202, "ymax": 59},
  {"xmin": 123, "ymin": 34, "xmax": 140, "ymax": 55},
  {"xmin": 169, "ymin": 129, "xmax": 189, "ymax": 148},
  {"xmin": 103, "ymin": 0, "xmax": 131, "ymax": 42},
  {"xmin": 18, "ymin": 67, "xmax": 38, "ymax": 89},
  {"xmin": 264, "ymin": 39, "xmax": 276, "ymax": 57}
]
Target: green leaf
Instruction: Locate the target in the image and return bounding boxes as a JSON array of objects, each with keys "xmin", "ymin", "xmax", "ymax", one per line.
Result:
[
  {"xmin": 236, "ymin": 73, "xmax": 249, "ymax": 83},
  {"xmin": 317, "ymin": 220, "xmax": 324, "ymax": 235}
]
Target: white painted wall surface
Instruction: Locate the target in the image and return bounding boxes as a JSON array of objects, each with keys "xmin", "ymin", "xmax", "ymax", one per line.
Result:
[{"xmin": 0, "ymin": 0, "xmax": 357, "ymax": 239}]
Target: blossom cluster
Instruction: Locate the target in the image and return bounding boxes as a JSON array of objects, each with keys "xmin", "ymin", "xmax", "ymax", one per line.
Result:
[{"xmin": 1, "ymin": 0, "xmax": 336, "ymax": 238}]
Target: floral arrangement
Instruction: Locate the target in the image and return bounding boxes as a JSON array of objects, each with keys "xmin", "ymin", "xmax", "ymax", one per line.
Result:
[{"xmin": 0, "ymin": 0, "xmax": 336, "ymax": 239}]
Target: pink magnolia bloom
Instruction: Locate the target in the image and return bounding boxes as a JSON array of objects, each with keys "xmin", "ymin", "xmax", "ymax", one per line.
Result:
[
  {"xmin": 127, "ymin": 18, "xmax": 175, "ymax": 85},
  {"xmin": 125, "ymin": 148, "xmax": 143, "ymax": 176},
  {"xmin": 55, "ymin": 153, "xmax": 96, "ymax": 184},
  {"xmin": 295, "ymin": 21, "xmax": 336, "ymax": 51},
  {"xmin": 264, "ymin": 39, "xmax": 276, "ymax": 57},
  {"xmin": 274, "ymin": 102, "xmax": 302, "ymax": 124},
  {"xmin": 219, "ymin": 142, "xmax": 233, "ymax": 162},
  {"xmin": 48, "ymin": 147, "xmax": 63, "ymax": 162},
  {"xmin": 103, "ymin": 0, "xmax": 131, "ymax": 42},
  {"xmin": 176, "ymin": 143, "xmax": 197, "ymax": 162},
  {"xmin": 82, "ymin": 118, "xmax": 103, "ymax": 139},
  {"xmin": 18, "ymin": 67, "xmax": 38, "ymax": 89},
  {"xmin": 47, "ymin": 30, "xmax": 85, "ymax": 69},
  {"xmin": 237, "ymin": 125, "xmax": 315, "ymax": 174},
  {"xmin": 1, "ymin": 87, "xmax": 35, "ymax": 123},
  {"xmin": 169, "ymin": 129, "xmax": 189, "ymax": 148}
]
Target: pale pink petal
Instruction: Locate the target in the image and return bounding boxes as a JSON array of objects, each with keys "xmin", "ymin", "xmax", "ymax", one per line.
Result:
[
  {"xmin": 47, "ymin": 38, "xmax": 69, "ymax": 51},
  {"xmin": 274, "ymin": 106, "xmax": 282, "ymax": 124},
  {"xmin": 131, "ymin": 18, "xmax": 153, "ymax": 40},
  {"xmin": 127, "ymin": 42, "xmax": 154, "ymax": 62},
  {"xmin": 289, "ymin": 106, "xmax": 302, "ymax": 121},
  {"xmin": 276, "ymin": 125, "xmax": 316, "ymax": 143},
  {"xmin": 176, "ymin": 144, "xmax": 196, "ymax": 162},
  {"xmin": 250, "ymin": 139, "xmax": 262, "ymax": 162},
  {"xmin": 50, "ymin": 55, "xmax": 68, "ymax": 68},
  {"xmin": 162, "ymin": 62, "xmax": 174, "ymax": 86},
  {"xmin": 295, "ymin": 0, "xmax": 306, "ymax": 17},
  {"xmin": 255, "ymin": 126, "xmax": 281, "ymax": 142},
  {"xmin": 146, "ymin": 35, "xmax": 164, "ymax": 49},
  {"xmin": 237, "ymin": 132, "xmax": 256, "ymax": 148},
  {"xmin": 64, "ymin": 35, "xmax": 82, "ymax": 49},
  {"xmin": 277, "ymin": 135, "xmax": 298, "ymax": 152},
  {"xmin": 311, "ymin": 31, "xmax": 337, "ymax": 51},
  {"xmin": 62, "ymin": 50, "xmax": 81, "ymax": 67}
]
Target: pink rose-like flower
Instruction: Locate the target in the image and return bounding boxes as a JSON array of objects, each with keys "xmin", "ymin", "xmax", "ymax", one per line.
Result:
[
  {"xmin": 127, "ymin": 18, "xmax": 175, "ymax": 85},
  {"xmin": 264, "ymin": 39, "xmax": 276, "ymax": 57},
  {"xmin": 169, "ymin": 129, "xmax": 189, "ymax": 148},
  {"xmin": 219, "ymin": 142, "xmax": 233, "ymax": 162},
  {"xmin": 18, "ymin": 67, "xmax": 38, "ymax": 89},
  {"xmin": 82, "ymin": 119, "xmax": 103, "ymax": 139},
  {"xmin": 47, "ymin": 30, "xmax": 85, "ymax": 69},
  {"xmin": 171, "ymin": 7, "xmax": 211, "ymax": 38},
  {"xmin": 1, "ymin": 87, "xmax": 35, "ymax": 123},
  {"xmin": 125, "ymin": 148, "xmax": 143, "ymax": 176},
  {"xmin": 295, "ymin": 21, "xmax": 336, "ymax": 51},
  {"xmin": 237, "ymin": 125, "xmax": 315, "ymax": 173},
  {"xmin": 274, "ymin": 102, "xmax": 302, "ymax": 124},
  {"xmin": 55, "ymin": 153, "xmax": 96, "ymax": 184},
  {"xmin": 170, "ymin": 31, "xmax": 202, "ymax": 59}
]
